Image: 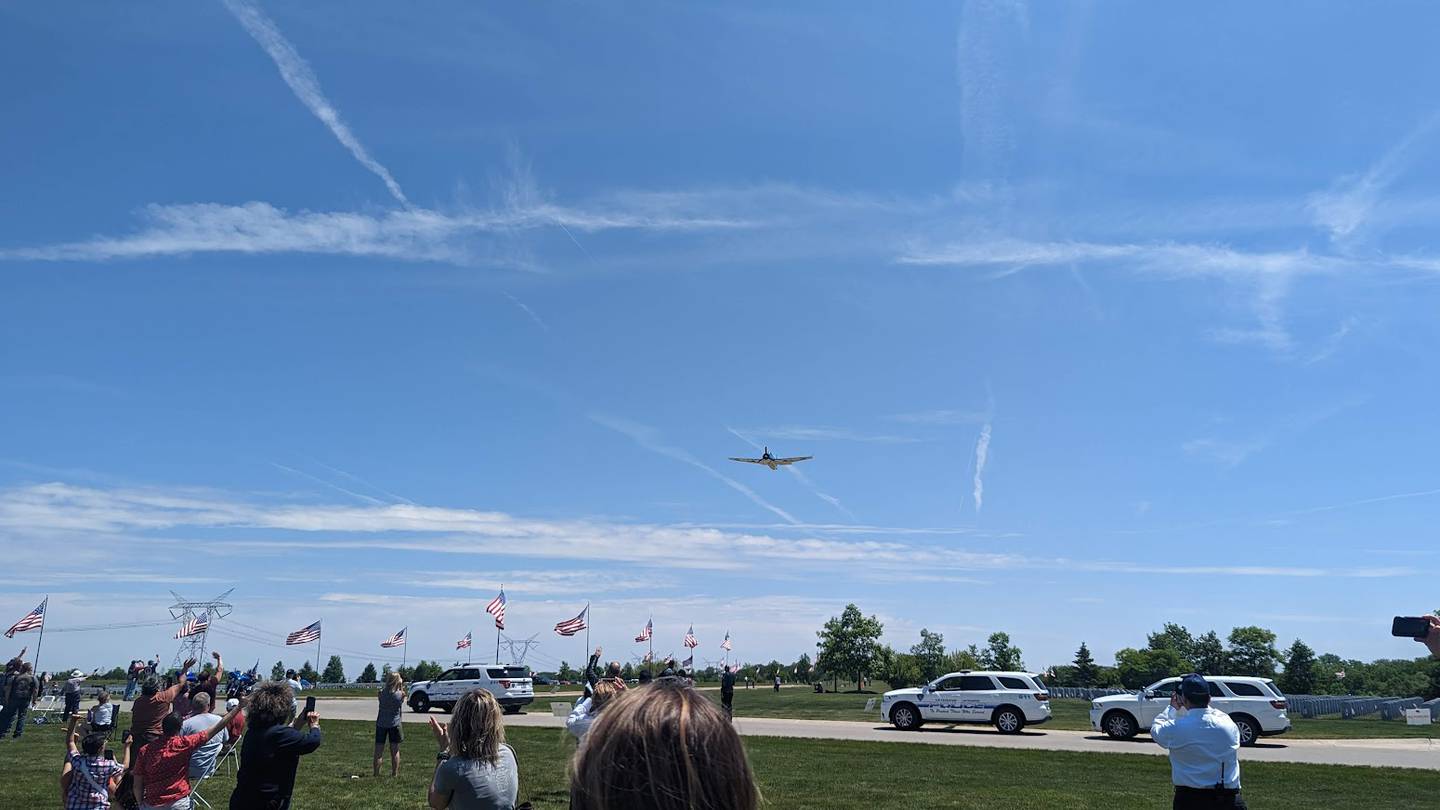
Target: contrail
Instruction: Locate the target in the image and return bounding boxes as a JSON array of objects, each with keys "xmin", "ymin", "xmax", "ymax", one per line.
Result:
[
  {"xmin": 220, "ymin": 0, "xmax": 411, "ymax": 208},
  {"xmin": 308, "ymin": 459, "xmax": 416, "ymax": 505},
  {"xmin": 972, "ymin": 421, "xmax": 991, "ymax": 512},
  {"xmin": 595, "ymin": 416, "xmax": 800, "ymax": 525},
  {"xmin": 270, "ymin": 462, "xmax": 385, "ymax": 506},
  {"xmin": 502, "ymin": 292, "xmax": 550, "ymax": 332}
]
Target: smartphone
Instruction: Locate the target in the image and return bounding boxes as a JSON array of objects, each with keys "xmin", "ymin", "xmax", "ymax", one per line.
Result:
[
  {"xmin": 1391, "ymin": 616, "xmax": 1431, "ymax": 639},
  {"xmin": 303, "ymin": 695, "xmax": 316, "ymax": 715},
  {"xmin": 103, "ymin": 749, "xmax": 114, "ymax": 760}
]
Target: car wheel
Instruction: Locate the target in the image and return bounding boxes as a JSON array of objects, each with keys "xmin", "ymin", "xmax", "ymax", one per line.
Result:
[
  {"xmin": 410, "ymin": 693, "xmax": 430, "ymax": 713},
  {"xmin": 993, "ymin": 706, "xmax": 1025, "ymax": 734},
  {"xmin": 1102, "ymin": 710, "xmax": 1137, "ymax": 740},
  {"xmin": 1232, "ymin": 715, "xmax": 1259, "ymax": 747},
  {"xmin": 502, "ymin": 705, "xmax": 520, "ymax": 715},
  {"xmin": 889, "ymin": 702, "xmax": 922, "ymax": 731}
]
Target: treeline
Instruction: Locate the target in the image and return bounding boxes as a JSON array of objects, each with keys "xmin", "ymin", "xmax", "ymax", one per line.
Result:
[
  {"xmin": 809, "ymin": 605, "xmax": 1440, "ymax": 699},
  {"xmin": 1049, "ymin": 622, "xmax": 1440, "ymax": 699}
]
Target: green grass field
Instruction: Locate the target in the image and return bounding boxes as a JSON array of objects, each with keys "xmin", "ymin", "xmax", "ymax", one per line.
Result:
[
  {"xmin": 561, "ymin": 690, "xmax": 1439, "ymax": 741},
  {"xmin": 5, "ymin": 716, "xmax": 1438, "ymax": 809}
]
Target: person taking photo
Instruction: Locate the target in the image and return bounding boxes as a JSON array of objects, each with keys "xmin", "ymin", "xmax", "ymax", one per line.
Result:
[{"xmin": 1151, "ymin": 674, "xmax": 1246, "ymax": 809}]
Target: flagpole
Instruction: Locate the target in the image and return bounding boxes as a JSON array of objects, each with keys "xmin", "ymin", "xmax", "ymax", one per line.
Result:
[
  {"xmin": 32, "ymin": 596, "xmax": 48, "ymax": 680},
  {"xmin": 466, "ymin": 630, "xmax": 472, "ymax": 666},
  {"xmin": 315, "ymin": 621, "xmax": 322, "ymax": 685}
]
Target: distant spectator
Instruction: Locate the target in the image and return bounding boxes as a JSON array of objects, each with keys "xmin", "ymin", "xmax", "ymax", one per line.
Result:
[
  {"xmin": 1418, "ymin": 615, "xmax": 1440, "ymax": 660},
  {"xmin": 128, "ymin": 658, "xmax": 197, "ymax": 763},
  {"xmin": 660, "ymin": 659, "xmax": 677, "ymax": 679},
  {"xmin": 181, "ymin": 692, "xmax": 227, "ymax": 781},
  {"xmin": 2, "ymin": 645, "xmax": 26, "ymax": 700},
  {"xmin": 427, "ymin": 689, "xmax": 518, "ymax": 810},
  {"xmin": 133, "ymin": 703, "xmax": 238, "ymax": 810},
  {"xmin": 570, "ymin": 678, "xmax": 759, "ymax": 810},
  {"xmin": 374, "ymin": 672, "xmax": 406, "ymax": 778},
  {"xmin": 637, "ymin": 669, "xmax": 653, "ymax": 685},
  {"xmin": 0, "ymin": 662, "xmax": 38, "ymax": 739},
  {"xmin": 89, "ymin": 689, "xmax": 116, "ymax": 737},
  {"xmin": 173, "ymin": 674, "xmax": 197, "ymax": 720},
  {"xmin": 190, "ymin": 652, "xmax": 224, "ymax": 709},
  {"xmin": 720, "ymin": 666, "xmax": 736, "ymax": 718},
  {"xmin": 61, "ymin": 716, "xmax": 128, "ymax": 810},
  {"xmin": 219, "ymin": 697, "xmax": 245, "ymax": 761},
  {"xmin": 772, "ymin": 674, "xmax": 781, "ymax": 693},
  {"xmin": 230, "ymin": 680, "xmax": 322, "ymax": 810},
  {"xmin": 126, "ymin": 660, "xmax": 145, "ymax": 702},
  {"xmin": 567, "ymin": 680, "xmax": 620, "ymax": 742},
  {"xmin": 63, "ymin": 669, "xmax": 88, "ymax": 722}
]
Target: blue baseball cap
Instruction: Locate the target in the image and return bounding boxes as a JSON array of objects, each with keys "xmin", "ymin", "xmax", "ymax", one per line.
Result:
[{"xmin": 1179, "ymin": 673, "xmax": 1209, "ymax": 700}]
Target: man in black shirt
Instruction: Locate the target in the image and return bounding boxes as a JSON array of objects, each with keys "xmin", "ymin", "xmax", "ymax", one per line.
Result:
[
  {"xmin": 720, "ymin": 666, "xmax": 736, "ymax": 718},
  {"xmin": 231, "ymin": 680, "xmax": 321, "ymax": 810}
]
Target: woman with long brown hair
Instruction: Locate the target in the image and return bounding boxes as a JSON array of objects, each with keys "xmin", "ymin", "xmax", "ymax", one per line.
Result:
[
  {"xmin": 374, "ymin": 671, "xmax": 406, "ymax": 777},
  {"xmin": 426, "ymin": 689, "xmax": 518, "ymax": 810},
  {"xmin": 570, "ymin": 678, "xmax": 760, "ymax": 810}
]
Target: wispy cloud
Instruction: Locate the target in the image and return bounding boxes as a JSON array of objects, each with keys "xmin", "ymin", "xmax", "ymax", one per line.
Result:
[
  {"xmin": 1304, "ymin": 317, "xmax": 1358, "ymax": 365},
  {"xmin": 886, "ymin": 409, "xmax": 989, "ymax": 426},
  {"xmin": 734, "ymin": 425, "xmax": 918, "ymax": 444},
  {"xmin": 221, "ymin": 0, "xmax": 410, "ymax": 207},
  {"xmin": 591, "ymin": 415, "xmax": 800, "ymax": 524},
  {"xmin": 269, "ymin": 462, "xmax": 385, "ymax": 506},
  {"xmin": 1307, "ymin": 113, "xmax": 1440, "ymax": 245},
  {"xmin": 502, "ymin": 292, "xmax": 550, "ymax": 332},
  {"xmin": 308, "ymin": 459, "xmax": 415, "ymax": 505},
  {"xmin": 972, "ymin": 421, "xmax": 992, "ymax": 512},
  {"xmin": 1182, "ymin": 398, "xmax": 1361, "ymax": 468}
]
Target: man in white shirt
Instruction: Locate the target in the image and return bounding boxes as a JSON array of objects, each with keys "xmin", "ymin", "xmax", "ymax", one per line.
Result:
[{"xmin": 1150, "ymin": 673, "xmax": 1247, "ymax": 809}]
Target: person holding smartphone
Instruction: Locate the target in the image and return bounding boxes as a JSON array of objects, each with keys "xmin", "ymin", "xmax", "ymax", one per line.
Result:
[
  {"xmin": 1150, "ymin": 674, "xmax": 1246, "ymax": 809},
  {"xmin": 1416, "ymin": 615, "xmax": 1440, "ymax": 659},
  {"xmin": 230, "ymin": 681, "xmax": 321, "ymax": 810},
  {"xmin": 60, "ymin": 715, "xmax": 128, "ymax": 810}
]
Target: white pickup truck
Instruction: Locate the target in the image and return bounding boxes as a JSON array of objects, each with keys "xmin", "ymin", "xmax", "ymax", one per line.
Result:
[{"xmin": 408, "ymin": 664, "xmax": 534, "ymax": 714}]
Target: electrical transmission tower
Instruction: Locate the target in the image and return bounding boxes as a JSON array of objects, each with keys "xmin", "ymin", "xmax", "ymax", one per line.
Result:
[
  {"xmin": 499, "ymin": 633, "xmax": 541, "ymax": 665},
  {"xmin": 167, "ymin": 588, "xmax": 234, "ymax": 671}
]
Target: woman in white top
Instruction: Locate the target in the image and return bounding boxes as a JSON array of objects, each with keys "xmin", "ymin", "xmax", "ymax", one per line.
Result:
[{"xmin": 566, "ymin": 680, "xmax": 620, "ymax": 741}]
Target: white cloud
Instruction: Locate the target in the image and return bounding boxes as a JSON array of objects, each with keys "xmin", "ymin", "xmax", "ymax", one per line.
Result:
[
  {"xmin": 1307, "ymin": 113, "xmax": 1440, "ymax": 245},
  {"xmin": 221, "ymin": 0, "xmax": 410, "ymax": 207},
  {"xmin": 886, "ymin": 409, "xmax": 989, "ymax": 426},
  {"xmin": 972, "ymin": 421, "xmax": 991, "ymax": 512}
]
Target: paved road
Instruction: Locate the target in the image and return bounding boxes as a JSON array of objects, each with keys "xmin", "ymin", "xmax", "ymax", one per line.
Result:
[{"xmin": 313, "ymin": 699, "xmax": 1440, "ymax": 771}]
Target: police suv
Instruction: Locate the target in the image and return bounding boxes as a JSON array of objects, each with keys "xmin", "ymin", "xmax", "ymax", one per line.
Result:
[
  {"xmin": 408, "ymin": 665, "xmax": 534, "ymax": 714},
  {"xmin": 1089, "ymin": 675, "xmax": 1291, "ymax": 746},
  {"xmin": 881, "ymin": 671, "xmax": 1052, "ymax": 733}
]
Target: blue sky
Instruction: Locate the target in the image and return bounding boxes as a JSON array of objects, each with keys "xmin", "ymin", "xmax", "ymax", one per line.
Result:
[{"xmin": 3, "ymin": 0, "xmax": 1440, "ymax": 677}]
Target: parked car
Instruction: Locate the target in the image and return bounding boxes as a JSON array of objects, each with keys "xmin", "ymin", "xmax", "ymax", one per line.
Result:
[
  {"xmin": 1089, "ymin": 675, "xmax": 1290, "ymax": 746},
  {"xmin": 408, "ymin": 664, "xmax": 534, "ymax": 714},
  {"xmin": 881, "ymin": 671, "xmax": 1052, "ymax": 734}
]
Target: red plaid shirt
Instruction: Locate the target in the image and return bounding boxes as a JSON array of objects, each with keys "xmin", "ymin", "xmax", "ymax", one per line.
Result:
[{"xmin": 65, "ymin": 752, "xmax": 122, "ymax": 810}]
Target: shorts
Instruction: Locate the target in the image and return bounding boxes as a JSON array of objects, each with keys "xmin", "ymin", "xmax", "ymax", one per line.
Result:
[{"xmin": 374, "ymin": 724, "xmax": 402, "ymax": 745}]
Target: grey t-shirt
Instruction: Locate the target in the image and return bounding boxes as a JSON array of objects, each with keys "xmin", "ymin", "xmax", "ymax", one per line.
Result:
[
  {"xmin": 433, "ymin": 744, "xmax": 518, "ymax": 810},
  {"xmin": 180, "ymin": 712, "xmax": 227, "ymax": 779},
  {"xmin": 376, "ymin": 689, "xmax": 404, "ymax": 728}
]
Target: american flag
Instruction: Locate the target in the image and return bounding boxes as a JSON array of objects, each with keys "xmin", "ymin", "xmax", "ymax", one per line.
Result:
[
  {"xmin": 682, "ymin": 654, "xmax": 693, "ymax": 669},
  {"xmin": 457, "ymin": 632, "xmax": 472, "ymax": 650},
  {"xmin": 286, "ymin": 621, "xmax": 322, "ymax": 645},
  {"xmin": 720, "ymin": 631, "xmax": 732, "ymax": 652},
  {"xmin": 554, "ymin": 605, "xmax": 588, "ymax": 637},
  {"xmin": 174, "ymin": 612, "xmax": 210, "ymax": 639},
  {"xmin": 683, "ymin": 625, "xmax": 698, "ymax": 649},
  {"xmin": 4, "ymin": 598, "xmax": 46, "ymax": 638},
  {"xmin": 381, "ymin": 627, "xmax": 406, "ymax": 648},
  {"xmin": 634, "ymin": 618, "xmax": 652, "ymax": 642},
  {"xmin": 485, "ymin": 589, "xmax": 506, "ymax": 630}
]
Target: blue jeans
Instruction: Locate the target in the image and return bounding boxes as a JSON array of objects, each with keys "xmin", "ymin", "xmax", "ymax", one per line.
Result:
[
  {"xmin": 0, "ymin": 699, "xmax": 29, "ymax": 737},
  {"xmin": 124, "ymin": 677, "xmax": 139, "ymax": 701}
]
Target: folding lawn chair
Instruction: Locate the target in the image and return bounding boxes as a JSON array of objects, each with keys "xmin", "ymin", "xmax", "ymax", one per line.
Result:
[{"xmin": 31, "ymin": 689, "xmax": 62, "ymax": 725}]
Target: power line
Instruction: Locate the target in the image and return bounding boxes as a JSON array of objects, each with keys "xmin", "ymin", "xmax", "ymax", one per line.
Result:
[{"xmin": 46, "ymin": 620, "xmax": 173, "ymax": 634}]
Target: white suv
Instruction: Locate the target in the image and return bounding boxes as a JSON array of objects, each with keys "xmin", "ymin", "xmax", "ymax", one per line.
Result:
[
  {"xmin": 882, "ymin": 671, "xmax": 1052, "ymax": 734},
  {"xmin": 1089, "ymin": 675, "xmax": 1291, "ymax": 746},
  {"xmin": 408, "ymin": 665, "xmax": 534, "ymax": 715}
]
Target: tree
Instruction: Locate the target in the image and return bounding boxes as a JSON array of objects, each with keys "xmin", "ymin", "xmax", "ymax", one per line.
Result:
[
  {"xmin": 1278, "ymin": 640, "xmax": 1316, "ymax": 695},
  {"xmin": 815, "ymin": 603, "xmax": 885, "ymax": 691},
  {"xmin": 910, "ymin": 629, "xmax": 947, "ymax": 682},
  {"xmin": 1192, "ymin": 631, "xmax": 1228, "ymax": 675},
  {"xmin": 358, "ymin": 663, "xmax": 378, "ymax": 683},
  {"xmin": 100, "ymin": 667, "xmax": 127, "ymax": 681},
  {"xmin": 321, "ymin": 655, "xmax": 345, "ymax": 684},
  {"xmin": 270, "ymin": 661, "xmax": 286, "ymax": 681},
  {"xmin": 381, "ymin": 663, "xmax": 393, "ymax": 681},
  {"xmin": 558, "ymin": 661, "xmax": 578, "ymax": 681},
  {"xmin": 297, "ymin": 661, "xmax": 318, "ymax": 683},
  {"xmin": 1226, "ymin": 626, "xmax": 1281, "ymax": 677},
  {"xmin": 412, "ymin": 660, "xmax": 444, "ymax": 681},
  {"xmin": 791, "ymin": 653, "xmax": 813, "ymax": 678},
  {"xmin": 1115, "ymin": 647, "xmax": 1187, "ymax": 689},
  {"xmin": 979, "ymin": 632, "xmax": 1023, "ymax": 672},
  {"xmin": 1072, "ymin": 642, "xmax": 1099, "ymax": 687},
  {"xmin": 873, "ymin": 646, "xmax": 923, "ymax": 689},
  {"xmin": 945, "ymin": 645, "xmax": 982, "ymax": 673}
]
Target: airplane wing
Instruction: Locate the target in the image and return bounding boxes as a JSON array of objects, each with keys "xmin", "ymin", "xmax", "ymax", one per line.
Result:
[
  {"xmin": 774, "ymin": 456, "xmax": 813, "ymax": 465},
  {"xmin": 729, "ymin": 457, "xmax": 765, "ymax": 464}
]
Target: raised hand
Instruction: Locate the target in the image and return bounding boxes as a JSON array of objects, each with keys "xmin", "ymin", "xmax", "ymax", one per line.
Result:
[
  {"xmin": 428, "ymin": 716, "xmax": 449, "ymax": 750},
  {"xmin": 183, "ymin": 657, "xmax": 197, "ymax": 671}
]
